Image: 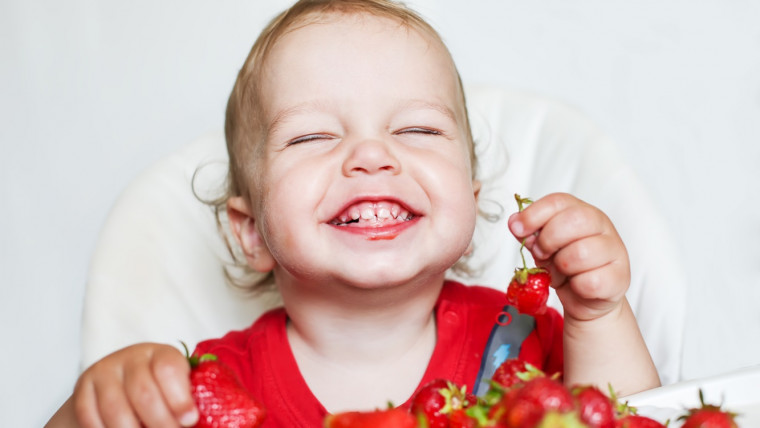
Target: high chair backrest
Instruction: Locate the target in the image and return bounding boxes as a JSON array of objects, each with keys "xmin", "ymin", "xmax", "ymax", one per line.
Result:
[{"xmin": 81, "ymin": 84, "xmax": 686, "ymax": 386}]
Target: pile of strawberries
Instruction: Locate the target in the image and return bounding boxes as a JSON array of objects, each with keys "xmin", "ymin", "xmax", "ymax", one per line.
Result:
[
  {"xmin": 183, "ymin": 344, "xmax": 739, "ymax": 428},
  {"xmin": 326, "ymin": 358, "xmax": 657, "ymax": 428},
  {"xmin": 323, "ymin": 359, "xmax": 739, "ymax": 428}
]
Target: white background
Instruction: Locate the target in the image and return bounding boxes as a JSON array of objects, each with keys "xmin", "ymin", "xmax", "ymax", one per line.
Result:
[{"xmin": 2, "ymin": 1, "xmax": 759, "ymax": 426}]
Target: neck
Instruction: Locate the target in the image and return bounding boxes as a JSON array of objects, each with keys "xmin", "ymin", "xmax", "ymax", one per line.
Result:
[
  {"xmin": 276, "ymin": 272, "xmax": 445, "ymax": 411},
  {"xmin": 280, "ymin": 272, "xmax": 444, "ymax": 361}
]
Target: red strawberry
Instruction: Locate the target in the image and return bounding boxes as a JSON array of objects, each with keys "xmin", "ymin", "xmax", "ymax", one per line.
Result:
[
  {"xmin": 609, "ymin": 387, "xmax": 665, "ymax": 428},
  {"xmin": 507, "ymin": 194, "xmax": 551, "ymax": 316},
  {"xmin": 324, "ymin": 407, "xmax": 421, "ymax": 428},
  {"xmin": 410, "ymin": 378, "xmax": 475, "ymax": 428},
  {"xmin": 186, "ymin": 346, "xmax": 266, "ymax": 428},
  {"xmin": 609, "ymin": 385, "xmax": 665, "ymax": 428},
  {"xmin": 572, "ymin": 385, "xmax": 615, "ymax": 428},
  {"xmin": 411, "ymin": 378, "xmax": 452, "ymax": 428},
  {"xmin": 488, "ymin": 385, "xmax": 522, "ymax": 422},
  {"xmin": 614, "ymin": 415, "xmax": 666, "ymax": 428},
  {"xmin": 492, "ymin": 359, "xmax": 545, "ymax": 390},
  {"xmin": 536, "ymin": 411, "xmax": 590, "ymax": 427},
  {"xmin": 449, "ymin": 408, "xmax": 479, "ymax": 428},
  {"xmin": 506, "ymin": 267, "xmax": 551, "ymax": 316},
  {"xmin": 679, "ymin": 390, "xmax": 738, "ymax": 428},
  {"xmin": 494, "ymin": 376, "xmax": 575, "ymax": 428}
]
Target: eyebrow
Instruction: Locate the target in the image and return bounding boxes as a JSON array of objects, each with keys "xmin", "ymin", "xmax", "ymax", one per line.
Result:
[
  {"xmin": 398, "ymin": 99, "xmax": 459, "ymax": 124},
  {"xmin": 267, "ymin": 100, "xmax": 329, "ymax": 137}
]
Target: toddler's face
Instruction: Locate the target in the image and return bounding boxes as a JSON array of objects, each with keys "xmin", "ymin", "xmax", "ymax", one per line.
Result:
[{"xmin": 251, "ymin": 13, "xmax": 479, "ymax": 289}]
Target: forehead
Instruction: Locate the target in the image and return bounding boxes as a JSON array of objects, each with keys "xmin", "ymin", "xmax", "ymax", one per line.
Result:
[{"xmin": 258, "ymin": 12, "xmax": 462, "ymax": 120}]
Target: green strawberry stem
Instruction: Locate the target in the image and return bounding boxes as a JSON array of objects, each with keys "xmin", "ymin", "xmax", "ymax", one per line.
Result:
[
  {"xmin": 514, "ymin": 193, "xmax": 533, "ymax": 213},
  {"xmin": 519, "ymin": 239, "xmax": 528, "ymax": 270},
  {"xmin": 438, "ymin": 381, "xmax": 469, "ymax": 415},
  {"xmin": 514, "ymin": 194, "xmax": 534, "ymax": 276},
  {"xmin": 180, "ymin": 340, "xmax": 217, "ymax": 368}
]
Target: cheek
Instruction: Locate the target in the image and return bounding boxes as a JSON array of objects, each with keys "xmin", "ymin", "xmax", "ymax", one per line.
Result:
[
  {"xmin": 255, "ymin": 176, "xmax": 295, "ymax": 252},
  {"xmin": 432, "ymin": 160, "xmax": 478, "ymax": 239},
  {"xmin": 257, "ymin": 168, "xmax": 321, "ymax": 249},
  {"xmin": 453, "ymin": 186, "xmax": 479, "ymax": 238},
  {"xmin": 448, "ymin": 158, "xmax": 479, "ymax": 224}
]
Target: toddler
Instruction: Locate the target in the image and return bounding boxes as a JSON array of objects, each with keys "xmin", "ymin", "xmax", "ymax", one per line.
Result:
[{"xmin": 47, "ymin": 0, "xmax": 660, "ymax": 426}]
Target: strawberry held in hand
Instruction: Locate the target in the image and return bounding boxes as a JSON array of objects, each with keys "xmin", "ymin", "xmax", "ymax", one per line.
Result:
[
  {"xmin": 185, "ymin": 344, "xmax": 266, "ymax": 428},
  {"xmin": 507, "ymin": 194, "xmax": 552, "ymax": 316},
  {"xmin": 506, "ymin": 266, "xmax": 551, "ymax": 316}
]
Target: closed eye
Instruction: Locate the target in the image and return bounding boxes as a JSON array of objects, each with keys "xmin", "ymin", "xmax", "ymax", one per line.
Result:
[
  {"xmin": 397, "ymin": 127, "xmax": 442, "ymax": 136},
  {"xmin": 287, "ymin": 133, "xmax": 334, "ymax": 146}
]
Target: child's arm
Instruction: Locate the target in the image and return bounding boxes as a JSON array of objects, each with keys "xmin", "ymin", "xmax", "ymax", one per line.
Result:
[
  {"xmin": 45, "ymin": 343, "xmax": 198, "ymax": 428},
  {"xmin": 508, "ymin": 193, "xmax": 661, "ymax": 396}
]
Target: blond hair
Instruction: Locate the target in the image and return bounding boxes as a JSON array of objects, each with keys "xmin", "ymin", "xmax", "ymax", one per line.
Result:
[{"xmin": 211, "ymin": 0, "xmax": 477, "ymax": 292}]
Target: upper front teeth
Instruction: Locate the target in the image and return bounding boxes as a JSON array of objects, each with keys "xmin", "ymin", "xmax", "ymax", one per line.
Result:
[
  {"xmin": 377, "ymin": 207, "xmax": 391, "ymax": 220},
  {"xmin": 336, "ymin": 201, "xmax": 412, "ymax": 224},
  {"xmin": 361, "ymin": 207, "xmax": 375, "ymax": 220}
]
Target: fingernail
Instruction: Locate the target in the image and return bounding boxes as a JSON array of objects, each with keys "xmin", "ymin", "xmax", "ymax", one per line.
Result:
[
  {"xmin": 180, "ymin": 409, "xmax": 199, "ymax": 427},
  {"xmin": 511, "ymin": 219, "xmax": 524, "ymax": 236},
  {"xmin": 532, "ymin": 245, "xmax": 546, "ymax": 260}
]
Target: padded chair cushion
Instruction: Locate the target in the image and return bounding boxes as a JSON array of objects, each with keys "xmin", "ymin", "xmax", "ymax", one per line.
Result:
[{"xmin": 81, "ymin": 84, "xmax": 686, "ymax": 385}]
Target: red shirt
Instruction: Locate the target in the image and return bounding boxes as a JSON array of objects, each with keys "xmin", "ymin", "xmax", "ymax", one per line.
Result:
[{"xmin": 194, "ymin": 281, "xmax": 563, "ymax": 427}]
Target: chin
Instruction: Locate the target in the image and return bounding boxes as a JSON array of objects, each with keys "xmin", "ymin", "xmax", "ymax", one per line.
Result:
[{"xmin": 340, "ymin": 261, "xmax": 452, "ymax": 290}]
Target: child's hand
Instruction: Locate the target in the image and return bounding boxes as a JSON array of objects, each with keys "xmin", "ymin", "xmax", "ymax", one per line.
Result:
[
  {"xmin": 507, "ymin": 193, "xmax": 630, "ymax": 322},
  {"xmin": 48, "ymin": 343, "xmax": 198, "ymax": 428}
]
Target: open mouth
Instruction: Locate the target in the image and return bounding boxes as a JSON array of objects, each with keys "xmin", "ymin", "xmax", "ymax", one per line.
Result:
[{"xmin": 329, "ymin": 200, "xmax": 415, "ymax": 227}]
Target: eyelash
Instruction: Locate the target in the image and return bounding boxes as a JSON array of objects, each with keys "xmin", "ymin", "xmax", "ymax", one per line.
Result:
[
  {"xmin": 286, "ymin": 127, "xmax": 441, "ymax": 146},
  {"xmin": 398, "ymin": 127, "xmax": 441, "ymax": 136},
  {"xmin": 287, "ymin": 134, "xmax": 333, "ymax": 146}
]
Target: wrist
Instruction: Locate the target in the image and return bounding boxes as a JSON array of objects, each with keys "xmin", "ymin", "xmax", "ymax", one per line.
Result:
[
  {"xmin": 563, "ymin": 298, "xmax": 627, "ymax": 334},
  {"xmin": 562, "ymin": 298, "xmax": 660, "ymax": 395}
]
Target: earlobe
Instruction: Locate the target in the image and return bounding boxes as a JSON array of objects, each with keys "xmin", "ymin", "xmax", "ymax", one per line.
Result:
[
  {"xmin": 472, "ymin": 179, "xmax": 482, "ymax": 216},
  {"xmin": 464, "ymin": 179, "xmax": 482, "ymax": 257},
  {"xmin": 226, "ymin": 197, "xmax": 276, "ymax": 273},
  {"xmin": 472, "ymin": 179, "xmax": 482, "ymax": 202}
]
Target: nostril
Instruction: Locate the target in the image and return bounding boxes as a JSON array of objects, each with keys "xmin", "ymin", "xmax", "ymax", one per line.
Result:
[
  {"xmin": 347, "ymin": 162, "xmax": 398, "ymax": 175},
  {"xmin": 342, "ymin": 140, "xmax": 401, "ymax": 176}
]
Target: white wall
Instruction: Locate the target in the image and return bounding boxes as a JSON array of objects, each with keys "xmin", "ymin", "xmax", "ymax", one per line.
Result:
[{"xmin": 1, "ymin": 1, "xmax": 758, "ymax": 426}]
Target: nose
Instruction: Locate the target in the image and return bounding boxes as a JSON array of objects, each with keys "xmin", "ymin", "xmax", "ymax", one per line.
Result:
[{"xmin": 341, "ymin": 138, "xmax": 401, "ymax": 177}]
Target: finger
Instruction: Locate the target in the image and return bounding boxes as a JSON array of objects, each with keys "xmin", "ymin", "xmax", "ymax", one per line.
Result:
[
  {"xmin": 558, "ymin": 262, "xmax": 629, "ymax": 311},
  {"xmin": 152, "ymin": 347, "xmax": 198, "ymax": 427},
  {"xmin": 530, "ymin": 203, "xmax": 610, "ymax": 261},
  {"xmin": 508, "ymin": 193, "xmax": 577, "ymax": 239},
  {"xmin": 93, "ymin": 369, "xmax": 143, "ymax": 428},
  {"xmin": 536, "ymin": 261, "xmax": 567, "ymax": 294},
  {"xmin": 72, "ymin": 378, "xmax": 106, "ymax": 428},
  {"xmin": 123, "ymin": 358, "xmax": 181, "ymax": 428},
  {"xmin": 551, "ymin": 234, "xmax": 621, "ymax": 277}
]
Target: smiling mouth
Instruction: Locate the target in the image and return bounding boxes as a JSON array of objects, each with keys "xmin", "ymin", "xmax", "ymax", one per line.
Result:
[{"xmin": 329, "ymin": 200, "xmax": 415, "ymax": 227}]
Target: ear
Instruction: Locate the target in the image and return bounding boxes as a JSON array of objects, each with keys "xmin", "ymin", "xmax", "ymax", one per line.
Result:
[
  {"xmin": 226, "ymin": 196, "xmax": 276, "ymax": 273},
  {"xmin": 464, "ymin": 179, "xmax": 482, "ymax": 257},
  {"xmin": 472, "ymin": 179, "xmax": 481, "ymax": 204}
]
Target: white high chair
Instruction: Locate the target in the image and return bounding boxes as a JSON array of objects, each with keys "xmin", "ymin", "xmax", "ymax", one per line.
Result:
[{"xmin": 81, "ymin": 84, "xmax": 686, "ymax": 386}]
